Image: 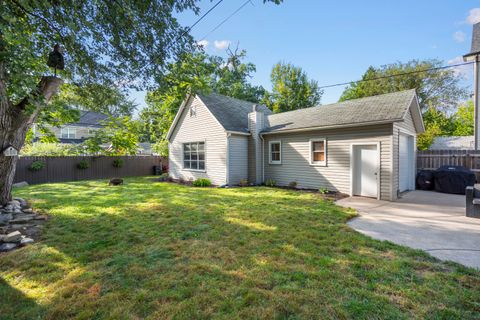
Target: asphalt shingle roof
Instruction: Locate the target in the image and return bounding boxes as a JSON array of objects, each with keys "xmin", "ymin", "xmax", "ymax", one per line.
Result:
[
  {"xmin": 197, "ymin": 93, "xmax": 272, "ymax": 133},
  {"xmin": 263, "ymin": 89, "xmax": 416, "ymax": 133},
  {"xmin": 72, "ymin": 111, "xmax": 109, "ymax": 127}
]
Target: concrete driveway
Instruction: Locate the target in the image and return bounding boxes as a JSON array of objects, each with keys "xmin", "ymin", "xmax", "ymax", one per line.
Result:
[{"xmin": 337, "ymin": 191, "xmax": 480, "ymax": 269}]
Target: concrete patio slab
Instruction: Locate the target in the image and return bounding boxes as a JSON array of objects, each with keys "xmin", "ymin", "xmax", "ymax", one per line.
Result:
[{"xmin": 337, "ymin": 190, "xmax": 480, "ymax": 269}]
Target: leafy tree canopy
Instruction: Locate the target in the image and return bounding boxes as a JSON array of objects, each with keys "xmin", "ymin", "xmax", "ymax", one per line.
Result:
[
  {"xmin": 263, "ymin": 62, "xmax": 323, "ymax": 113},
  {"xmin": 339, "ymin": 60, "xmax": 468, "ymax": 112},
  {"xmin": 141, "ymin": 47, "xmax": 265, "ymax": 155}
]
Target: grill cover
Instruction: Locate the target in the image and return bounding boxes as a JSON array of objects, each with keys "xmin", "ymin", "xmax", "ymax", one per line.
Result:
[
  {"xmin": 416, "ymin": 170, "xmax": 434, "ymax": 190},
  {"xmin": 433, "ymin": 166, "xmax": 476, "ymax": 194}
]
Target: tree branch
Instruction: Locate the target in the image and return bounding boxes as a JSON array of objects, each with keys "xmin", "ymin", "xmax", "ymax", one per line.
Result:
[{"xmin": 9, "ymin": 0, "xmax": 65, "ymax": 43}]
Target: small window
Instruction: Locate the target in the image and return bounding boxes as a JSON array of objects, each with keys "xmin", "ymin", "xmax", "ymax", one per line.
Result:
[
  {"xmin": 310, "ymin": 139, "xmax": 326, "ymax": 165},
  {"xmin": 190, "ymin": 105, "xmax": 197, "ymax": 117},
  {"xmin": 183, "ymin": 142, "xmax": 205, "ymax": 171},
  {"xmin": 61, "ymin": 127, "xmax": 76, "ymax": 139},
  {"xmin": 269, "ymin": 141, "xmax": 281, "ymax": 164}
]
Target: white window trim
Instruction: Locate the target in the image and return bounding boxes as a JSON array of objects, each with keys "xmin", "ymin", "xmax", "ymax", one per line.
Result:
[
  {"xmin": 269, "ymin": 140, "xmax": 282, "ymax": 165},
  {"xmin": 182, "ymin": 141, "xmax": 206, "ymax": 172},
  {"xmin": 61, "ymin": 127, "xmax": 76, "ymax": 139},
  {"xmin": 309, "ymin": 138, "xmax": 327, "ymax": 166}
]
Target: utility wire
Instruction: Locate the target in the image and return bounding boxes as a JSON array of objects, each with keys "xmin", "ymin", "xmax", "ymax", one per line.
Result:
[
  {"xmin": 183, "ymin": 0, "xmax": 225, "ymax": 39},
  {"xmin": 318, "ymin": 61, "xmax": 474, "ymax": 89},
  {"xmin": 199, "ymin": 0, "xmax": 254, "ymax": 41}
]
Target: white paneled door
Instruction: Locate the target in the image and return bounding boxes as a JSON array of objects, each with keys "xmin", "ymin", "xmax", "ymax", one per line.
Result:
[{"xmin": 353, "ymin": 144, "xmax": 379, "ymax": 198}]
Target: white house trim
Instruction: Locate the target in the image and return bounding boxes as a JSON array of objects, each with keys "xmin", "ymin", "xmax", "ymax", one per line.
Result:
[
  {"xmin": 268, "ymin": 140, "xmax": 282, "ymax": 165},
  {"xmin": 309, "ymin": 138, "xmax": 327, "ymax": 166}
]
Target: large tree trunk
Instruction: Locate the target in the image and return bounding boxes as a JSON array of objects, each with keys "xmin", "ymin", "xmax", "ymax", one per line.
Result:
[{"xmin": 0, "ymin": 76, "xmax": 63, "ymax": 205}]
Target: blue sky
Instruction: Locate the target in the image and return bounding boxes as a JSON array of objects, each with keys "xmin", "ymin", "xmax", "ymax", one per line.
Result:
[{"xmin": 129, "ymin": 1, "xmax": 480, "ymax": 112}]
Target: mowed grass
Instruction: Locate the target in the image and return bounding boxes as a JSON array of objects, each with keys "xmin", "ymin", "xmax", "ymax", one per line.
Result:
[{"xmin": 0, "ymin": 177, "xmax": 479, "ymax": 319}]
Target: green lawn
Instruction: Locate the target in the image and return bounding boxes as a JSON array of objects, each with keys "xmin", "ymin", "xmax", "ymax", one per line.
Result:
[{"xmin": 0, "ymin": 177, "xmax": 479, "ymax": 319}]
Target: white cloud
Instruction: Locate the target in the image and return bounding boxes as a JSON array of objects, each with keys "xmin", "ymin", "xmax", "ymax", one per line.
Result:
[
  {"xmin": 197, "ymin": 40, "xmax": 209, "ymax": 49},
  {"xmin": 466, "ymin": 8, "xmax": 480, "ymax": 25},
  {"xmin": 214, "ymin": 40, "xmax": 231, "ymax": 50},
  {"xmin": 448, "ymin": 56, "xmax": 471, "ymax": 79},
  {"xmin": 453, "ymin": 31, "xmax": 466, "ymax": 43}
]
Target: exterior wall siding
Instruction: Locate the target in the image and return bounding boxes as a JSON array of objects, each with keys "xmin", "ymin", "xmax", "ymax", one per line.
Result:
[
  {"xmin": 228, "ymin": 134, "xmax": 249, "ymax": 185},
  {"xmin": 169, "ymin": 97, "xmax": 227, "ymax": 185},
  {"xmin": 35, "ymin": 125, "xmax": 100, "ymax": 141},
  {"xmin": 392, "ymin": 106, "xmax": 418, "ymax": 198},
  {"xmin": 263, "ymin": 124, "xmax": 394, "ymax": 200}
]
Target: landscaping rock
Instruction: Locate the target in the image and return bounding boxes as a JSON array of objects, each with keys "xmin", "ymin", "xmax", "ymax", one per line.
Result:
[
  {"xmin": 3, "ymin": 231, "xmax": 22, "ymax": 243},
  {"xmin": 109, "ymin": 178, "xmax": 124, "ymax": 186},
  {"xmin": 34, "ymin": 215, "xmax": 48, "ymax": 221},
  {"xmin": 20, "ymin": 237, "xmax": 34, "ymax": 245},
  {"xmin": 22, "ymin": 208, "xmax": 33, "ymax": 213},
  {"xmin": 10, "ymin": 217, "xmax": 35, "ymax": 224},
  {"xmin": 0, "ymin": 213, "xmax": 13, "ymax": 225},
  {"xmin": 13, "ymin": 181, "xmax": 29, "ymax": 188},
  {"xmin": 0, "ymin": 243, "xmax": 18, "ymax": 252}
]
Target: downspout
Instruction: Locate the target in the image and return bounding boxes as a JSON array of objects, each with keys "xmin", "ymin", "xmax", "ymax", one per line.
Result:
[
  {"xmin": 226, "ymin": 132, "xmax": 231, "ymax": 186},
  {"xmin": 260, "ymin": 133, "xmax": 265, "ymax": 183}
]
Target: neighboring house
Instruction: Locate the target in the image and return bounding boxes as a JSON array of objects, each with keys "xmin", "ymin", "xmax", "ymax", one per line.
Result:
[
  {"xmin": 33, "ymin": 111, "xmax": 108, "ymax": 144},
  {"xmin": 430, "ymin": 136, "xmax": 474, "ymax": 150},
  {"xmin": 167, "ymin": 90, "xmax": 424, "ymax": 201}
]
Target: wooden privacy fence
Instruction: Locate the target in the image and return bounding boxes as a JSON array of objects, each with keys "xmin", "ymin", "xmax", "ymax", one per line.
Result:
[
  {"xmin": 417, "ymin": 150, "xmax": 480, "ymax": 173},
  {"xmin": 14, "ymin": 156, "xmax": 165, "ymax": 185}
]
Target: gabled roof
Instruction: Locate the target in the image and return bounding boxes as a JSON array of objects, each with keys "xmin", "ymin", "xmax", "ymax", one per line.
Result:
[
  {"xmin": 70, "ymin": 111, "xmax": 109, "ymax": 127},
  {"xmin": 197, "ymin": 93, "xmax": 272, "ymax": 133},
  {"xmin": 262, "ymin": 89, "xmax": 422, "ymax": 134},
  {"xmin": 464, "ymin": 22, "xmax": 480, "ymax": 60}
]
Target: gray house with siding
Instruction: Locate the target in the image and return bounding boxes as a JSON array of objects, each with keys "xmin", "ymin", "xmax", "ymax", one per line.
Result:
[{"xmin": 166, "ymin": 89, "xmax": 424, "ymax": 201}]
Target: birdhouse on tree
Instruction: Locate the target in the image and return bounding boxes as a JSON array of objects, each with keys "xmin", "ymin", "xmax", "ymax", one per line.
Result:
[{"xmin": 2, "ymin": 146, "xmax": 19, "ymax": 157}]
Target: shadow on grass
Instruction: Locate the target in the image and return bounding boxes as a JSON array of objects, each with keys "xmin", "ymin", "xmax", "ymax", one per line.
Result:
[
  {"xmin": 0, "ymin": 277, "xmax": 45, "ymax": 320},
  {"xmin": 1, "ymin": 177, "xmax": 478, "ymax": 319}
]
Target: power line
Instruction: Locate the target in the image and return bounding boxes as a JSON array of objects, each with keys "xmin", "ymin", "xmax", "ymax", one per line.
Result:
[
  {"xmin": 199, "ymin": 0, "xmax": 254, "ymax": 41},
  {"xmin": 318, "ymin": 61, "xmax": 474, "ymax": 89},
  {"xmin": 183, "ymin": 0, "xmax": 225, "ymax": 38}
]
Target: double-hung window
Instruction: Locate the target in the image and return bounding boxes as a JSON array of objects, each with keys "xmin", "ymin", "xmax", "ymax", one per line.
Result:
[
  {"xmin": 269, "ymin": 141, "xmax": 281, "ymax": 164},
  {"xmin": 61, "ymin": 127, "xmax": 76, "ymax": 139},
  {"xmin": 183, "ymin": 142, "xmax": 205, "ymax": 170},
  {"xmin": 310, "ymin": 139, "xmax": 326, "ymax": 166}
]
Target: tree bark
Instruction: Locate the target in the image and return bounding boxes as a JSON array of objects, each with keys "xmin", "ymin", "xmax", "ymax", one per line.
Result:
[{"xmin": 0, "ymin": 76, "xmax": 63, "ymax": 205}]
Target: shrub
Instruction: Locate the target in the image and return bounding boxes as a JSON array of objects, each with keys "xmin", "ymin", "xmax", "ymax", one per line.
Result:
[
  {"xmin": 77, "ymin": 159, "xmax": 90, "ymax": 170},
  {"xmin": 289, "ymin": 181, "xmax": 298, "ymax": 189},
  {"xmin": 192, "ymin": 178, "xmax": 212, "ymax": 187},
  {"xmin": 319, "ymin": 187, "xmax": 329, "ymax": 194},
  {"xmin": 239, "ymin": 179, "xmax": 249, "ymax": 187},
  {"xmin": 112, "ymin": 158, "xmax": 124, "ymax": 168},
  {"xmin": 265, "ymin": 179, "xmax": 276, "ymax": 187},
  {"xmin": 29, "ymin": 160, "xmax": 45, "ymax": 172},
  {"xmin": 158, "ymin": 173, "xmax": 170, "ymax": 182},
  {"xmin": 178, "ymin": 177, "xmax": 185, "ymax": 184}
]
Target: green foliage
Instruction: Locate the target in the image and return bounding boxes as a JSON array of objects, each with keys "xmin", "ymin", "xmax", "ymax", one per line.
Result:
[
  {"xmin": 21, "ymin": 143, "xmax": 81, "ymax": 156},
  {"xmin": 141, "ymin": 48, "xmax": 265, "ymax": 156},
  {"xmin": 85, "ymin": 117, "xmax": 141, "ymax": 156},
  {"xmin": 112, "ymin": 158, "xmax": 124, "ymax": 168},
  {"xmin": 158, "ymin": 173, "xmax": 170, "ymax": 182},
  {"xmin": 28, "ymin": 160, "xmax": 45, "ymax": 172},
  {"xmin": 265, "ymin": 179, "xmax": 276, "ymax": 187},
  {"xmin": 452, "ymin": 101, "xmax": 474, "ymax": 136},
  {"xmin": 192, "ymin": 178, "xmax": 212, "ymax": 187},
  {"xmin": 339, "ymin": 60, "xmax": 468, "ymax": 112},
  {"xmin": 417, "ymin": 102, "xmax": 474, "ymax": 150},
  {"xmin": 263, "ymin": 62, "xmax": 323, "ymax": 113},
  {"xmin": 289, "ymin": 181, "xmax": 298, "ymax": 189},
  {"xmin": 319, "ymin": 187, "xmax": 329, "ymax": 194},
  {"xmin": 77, "ymin": 159, "xmax": 90, "ymax": 170},
  {"xmin": 239, "ymin": 179, "xmax": 249, "ymax": 187}
]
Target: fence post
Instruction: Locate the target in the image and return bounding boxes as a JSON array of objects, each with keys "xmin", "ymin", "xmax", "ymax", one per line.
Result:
[{"xmin": 466, "ymin": 154, "xmax": 472, "ymax": 170}]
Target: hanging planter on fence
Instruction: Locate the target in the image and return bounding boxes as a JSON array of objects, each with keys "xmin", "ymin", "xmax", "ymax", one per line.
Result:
[{"xmin": 77, "ymin": 159, "xmax": 90, "ymax": 170}]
